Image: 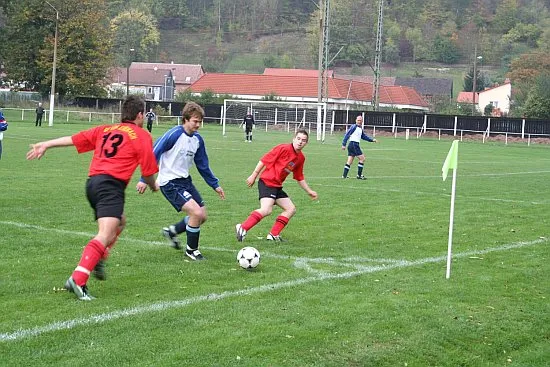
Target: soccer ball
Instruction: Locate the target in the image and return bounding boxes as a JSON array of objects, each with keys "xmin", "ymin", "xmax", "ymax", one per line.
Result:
[{"xmin": 237, "ymin": 246, "xmax": 260, "ymax": 269}]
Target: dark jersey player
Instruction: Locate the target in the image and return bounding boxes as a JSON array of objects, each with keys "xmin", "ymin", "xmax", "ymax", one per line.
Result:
[
  {"xmin": 341, "ymin": 114, "xmax": 377, "ymax": 179},
  {"xmin": 235, "ymin": 129, "xmax": 318, "ymax": 242},
  {"xmin": 242, "ymin": 109, "xmax": 255, "ymax": 142},
  {"xmin": 26, "ymin": 95, "xmax": 159, "ymax": 301}
]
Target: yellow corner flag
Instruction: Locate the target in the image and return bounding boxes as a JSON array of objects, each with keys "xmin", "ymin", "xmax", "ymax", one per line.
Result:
[{"xmin": 442, "ymin": 140, "xmax": 459, "ymax": 181}]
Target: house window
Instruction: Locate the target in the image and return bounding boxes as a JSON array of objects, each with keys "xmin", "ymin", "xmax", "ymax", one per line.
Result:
[
  {"xmin": 185, "ymin": 76, "xmax": 191, "ymax": 83},
  {"xmin": 147, "ymin": 87, "xmax": 153, "ymax": 94},
  {"xmin": 491, "ymin": 101, "xmax": 498, "ymax": 108}
]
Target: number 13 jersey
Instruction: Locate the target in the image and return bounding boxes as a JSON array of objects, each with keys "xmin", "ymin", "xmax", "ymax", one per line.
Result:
[{"xmin": 71, "ymin": 121, "xmax": 158, "ymax": 185}]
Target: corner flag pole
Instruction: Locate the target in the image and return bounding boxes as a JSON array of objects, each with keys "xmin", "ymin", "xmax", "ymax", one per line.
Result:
[{"xmin": 442, "ymin": 140, "xmax": 459, "ymax": 279}]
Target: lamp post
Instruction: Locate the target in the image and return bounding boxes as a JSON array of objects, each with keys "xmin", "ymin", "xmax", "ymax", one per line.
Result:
[
  {"xmin": 45, "ymin": 1, "xmax": 58, "ymax": 127},
  {"xmin": 471, "ymin": 45, "xmax": 478, "ymax": 116},
  {"xmin": 126, "ymin": 48, "xmax": 135, "ymax": 96}
]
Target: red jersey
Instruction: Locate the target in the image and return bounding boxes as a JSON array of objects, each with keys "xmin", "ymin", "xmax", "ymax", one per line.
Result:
[
  {"xmin": 259, "ymin": 143, "xmax": 305, "ymax": 188},
  {"xmin": 71, "ymin": 122, "xmax": 158, "ymax": 184}
]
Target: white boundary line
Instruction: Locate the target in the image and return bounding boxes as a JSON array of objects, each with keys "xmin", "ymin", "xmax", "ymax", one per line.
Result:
[{"xmin": 0, "ymin": 220, "xmax": 547, "ymax": 342}]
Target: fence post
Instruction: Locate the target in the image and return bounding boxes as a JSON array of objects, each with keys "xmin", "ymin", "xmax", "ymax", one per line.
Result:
[
  {"xmin": 453, "ymin": 116, "xmax": 457, "ymax": 136},
  {"xmin": 67, "ymin": 111, "xmax": 69, "ymax": 122},
  {"xmin": 89, "ymin": 112, "xmax": 92, "ymax": 123},
  {"xmin": 392, "ymin": 113, "xmax": 396, "ymax": 133},
  {"xmin": 521, "ymin": 118, "xmax": 525, "ymax": 139},
  {"xmin": 21, "ymin": 109, "xmax": 24, "ymax": 121},
  {"xmin": 487, "ymin": 118, "xmax": 491, "ymax": 137}
]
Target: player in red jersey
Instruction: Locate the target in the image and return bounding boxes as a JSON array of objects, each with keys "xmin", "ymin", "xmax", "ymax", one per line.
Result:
[
  {"xmin": 26, "ymin": 95, "xmax": 158, "ymax": 301},
  {"xmin": 235, "ymin": 129, "xmax": 318, "ymax": 242}
]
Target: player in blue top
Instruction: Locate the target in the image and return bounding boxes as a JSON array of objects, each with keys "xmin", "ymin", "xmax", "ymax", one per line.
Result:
[
  {"xmin": 341, "ymin": 114, "xmax": 377, "ymax": 179},
  {"xmin": 137, "ymin": 102, "xmax": 225, "ymax": 261}
]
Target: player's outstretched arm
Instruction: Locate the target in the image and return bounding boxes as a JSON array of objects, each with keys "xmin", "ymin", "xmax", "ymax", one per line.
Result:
[
  {"xmin": 141, "ymin": 174, "xmax": 159, "ymax": 193},
  {"xmin": 246, "ymin": 161, "xmax": 264, "ymax": 187},
  {"xmin": 297, "ymin": 180, "xmax": 318, "ymax": 200},
  {"xmin": 26, "ymin": 136, "xmax": 74, "ymax": 160},
  {"xmin": 215, "ymin": 186, "xmax": 225, "ymax": 200}
]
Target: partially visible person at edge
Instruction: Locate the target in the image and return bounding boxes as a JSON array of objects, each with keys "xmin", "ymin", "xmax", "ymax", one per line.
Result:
[
  {"xmin": 242, "ymin": 108, "xmax": 255, "ymax": 142},
  {"xmin": 145, "ymin": 108, "xmax": 156, "ymax": 133},
  {"xmin": 35, "ymin": 102, "xmax": 45, "ymax": 127},
  {"xmin": 341, "ymin": 114, "xmax": 377, "ymax": 180},
  {"xmin": 0, "ymin": 110, "xmax": 7, "ymax": 160},
  {"xmin": 137, "ymin": 101, "xmax": 225, "ymax": 261},
  {"xmin": 26, "ymin": 95, "xmax": 159, "ymax": 301},
  {"xmin": 235, "ymin": 129, "xmax": 318, "ymax": 242}
]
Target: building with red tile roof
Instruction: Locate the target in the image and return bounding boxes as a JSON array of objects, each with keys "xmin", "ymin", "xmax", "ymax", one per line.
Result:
[{"xmin": 190, "ymin": 73, "xmax": 429, "ymax": 111}]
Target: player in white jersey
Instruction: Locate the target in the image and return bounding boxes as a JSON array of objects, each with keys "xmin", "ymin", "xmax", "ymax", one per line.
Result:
[
  {"xmin": 341, "ymin": 114, "xmax": 377, "ymax": 179},
  {"xmin": 137, "ymin": 102, "xmax": 225, "ymax": 260}
]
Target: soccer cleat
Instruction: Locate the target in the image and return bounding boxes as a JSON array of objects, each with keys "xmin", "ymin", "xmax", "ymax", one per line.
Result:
[
  {"xmin": 185, "ymin": 249, "xmax": 205, "ymax": 261},
  {"xmin": 92, "ymin": 260, "xmax": 106, "ymax": 281},
  {"xmin": 64, "ymin": 277, "xmax": 95, "ymax": 301},
  {"xmin": 342, "ymin": 175, "xmax": 348, "ymax": 179},
  {"xmin": 162, "ymin": 227, "xmax": 182, "ymax": 250},
  {"xmin": 357, "ymin": 175, "xmax": 367, "ymax": 180},
  {"xmin": 266, "ymin": 233, "xmax": 286, "ymax": 242},
  {"xmin": 235, "ymin": 224, "xmax": 247, "ymax": 242}
]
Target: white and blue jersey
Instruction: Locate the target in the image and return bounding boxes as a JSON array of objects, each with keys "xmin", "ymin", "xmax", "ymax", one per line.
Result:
[
  {"xmin": 153, "ymin": 126, "xmax": 219, "ymax": 188},
  {"xmin": 342, "ymin": 124, "xmax": 375, "ymax": 157}
]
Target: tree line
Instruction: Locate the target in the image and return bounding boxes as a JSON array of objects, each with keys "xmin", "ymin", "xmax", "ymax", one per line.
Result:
[{"xmin": 0, "ymin": 0, "xmax": 549, "ymax": 118}]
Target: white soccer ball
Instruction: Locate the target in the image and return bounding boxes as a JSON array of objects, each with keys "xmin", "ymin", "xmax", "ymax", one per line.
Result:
[{"xmin": 237, "ymin": 246, "xmax": 260, "ymax": 269}]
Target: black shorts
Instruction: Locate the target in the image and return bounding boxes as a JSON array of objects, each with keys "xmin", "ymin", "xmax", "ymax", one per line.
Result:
[
  {"xmin": 86, "ymin": 175, "xmax": 126, "ymax": 220},
  {"xmin": 245, "ymin": 124, "xmax": 253, "ymax": 133},
  {"xmin": 347, "ymin": 141, "xmax": 363, "ymax": 157},
  {"xmin": 258, "ymin": 179, "xmax": 288, "ymax": 201}
]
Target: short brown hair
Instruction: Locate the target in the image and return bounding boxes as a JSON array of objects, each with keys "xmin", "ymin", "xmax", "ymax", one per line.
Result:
[
  {"xmin": 296, "ymin": 129, "xmax": 309, "ymax": 140},
  {"xmin": 121, "ymin": 95, "xmax": 145, "ymax": 122},
  {"xmin": 182, "ymin": 102, "xmax": 205, "ymax": 121}
]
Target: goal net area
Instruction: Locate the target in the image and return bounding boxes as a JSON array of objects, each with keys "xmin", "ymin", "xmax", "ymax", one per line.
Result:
[{"xmin": 222, "ymin": 99, "xmax": 328, "ymax": 140}]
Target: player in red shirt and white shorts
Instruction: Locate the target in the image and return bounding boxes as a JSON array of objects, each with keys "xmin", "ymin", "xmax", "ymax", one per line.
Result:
[
  {"xmin": 235, "ymin": 129, "xmax": 318, "ymax": 242},
  {"xmin": 26, "ymin": 95, "xmax": 159, "ymax": 300}
]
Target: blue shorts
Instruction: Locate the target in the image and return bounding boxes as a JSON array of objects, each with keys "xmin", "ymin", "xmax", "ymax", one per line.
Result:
[
  {"xmin": 347, "ymin": 141, "xmax": 363, "ymax": 157},
  {"xmin": 160, "ymin": 177, "xmax": 204, "ymax": 212}
]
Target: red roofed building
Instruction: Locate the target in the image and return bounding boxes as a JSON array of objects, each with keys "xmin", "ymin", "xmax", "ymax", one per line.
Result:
[
  {"xmin": 190, "ymin": 73, "xmax": 429, "ymax": 111},
  {"xmin": 263, "ymin": 68, "xmax": 334, "ymax": 78}
]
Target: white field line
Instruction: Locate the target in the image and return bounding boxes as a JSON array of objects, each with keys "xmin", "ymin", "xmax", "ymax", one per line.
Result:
[
  {"xmin": 314, "ymin": 182, "xmax": 550, "ymax": 205},
  {"xmin": 0, "ymin": 221, "xmax": 547, "ymax": 342}
]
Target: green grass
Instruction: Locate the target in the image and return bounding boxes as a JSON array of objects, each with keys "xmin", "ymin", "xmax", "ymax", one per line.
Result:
[{"xmin": 1, "ymin": 116, "xmax": 549, "ymax": 366}]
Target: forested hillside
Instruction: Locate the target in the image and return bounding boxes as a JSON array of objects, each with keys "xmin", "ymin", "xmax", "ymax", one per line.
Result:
[{"xmin": 1, "ymin": 0, "xmax": 550, "ymax": 117}]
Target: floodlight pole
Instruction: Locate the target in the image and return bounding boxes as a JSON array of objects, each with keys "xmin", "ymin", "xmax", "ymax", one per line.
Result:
[{"xmin": 45, "ymin": 1, "xmax": 58, "ymax": 127}]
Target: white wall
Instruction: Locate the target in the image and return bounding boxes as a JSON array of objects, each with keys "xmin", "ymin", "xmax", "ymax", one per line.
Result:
[{"xmin": 478, "ymin": 83, "xmax": 511, "ymax": 115}]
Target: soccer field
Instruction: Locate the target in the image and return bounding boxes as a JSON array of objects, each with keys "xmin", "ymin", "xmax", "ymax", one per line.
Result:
[{"xmin": 1, "ymin": 119, "xmax": 549, "ymax": 366}]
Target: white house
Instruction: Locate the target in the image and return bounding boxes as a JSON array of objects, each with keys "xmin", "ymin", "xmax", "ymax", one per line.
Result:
[{"xmin": 478, "ymin": 79, "xmax": 512, "ymax": 116}]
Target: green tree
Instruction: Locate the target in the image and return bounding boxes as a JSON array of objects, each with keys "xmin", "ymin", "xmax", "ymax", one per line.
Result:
[
  {"xmin": 2, "ymin": 0, "xmax": 111, "ymax": 97},
  {"xmin": 111, "ymin": 10, "xmax": 160, "ymax": 67},
  {"xmin": 463, "ymin": 66, "xmax": 485, "ymax": 92},
  {"xmin": 522, "ymin": 73, "xmax": 550, "ymax": 118},
  {"xmin": 431, "ymin": 34, "xmax": 460, "ymax": 64},
  {"xmin": 491, "ymin": 0, "xmax": 518, "ymax": 34}
]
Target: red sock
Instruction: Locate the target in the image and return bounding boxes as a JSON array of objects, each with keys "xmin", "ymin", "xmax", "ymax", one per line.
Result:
[
  {"xmin": 242, "ymin": 211, "xmax": 264, "ymax": 231},
  {"xmin": 103, "ymin": 227, "xmax": 123, "ymax": 260},
  {"xmin": 270, "ymin": 215, "xmax": 289, "ymax": 236},
  {"xmin": 72, "ymin": 239, "xmax": 105, "ymax": 286}
]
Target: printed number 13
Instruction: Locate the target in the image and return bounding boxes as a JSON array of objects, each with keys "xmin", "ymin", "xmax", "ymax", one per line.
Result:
[{"xmin": 101, "ymin": 133, "xmax": 123, "ymax": 158}]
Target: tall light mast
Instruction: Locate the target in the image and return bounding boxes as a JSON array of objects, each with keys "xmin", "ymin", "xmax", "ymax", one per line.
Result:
[{"xmin": 373, "ymin": 0, "xmax": 384, "ymax": 111}]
